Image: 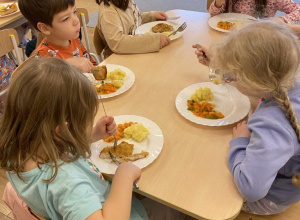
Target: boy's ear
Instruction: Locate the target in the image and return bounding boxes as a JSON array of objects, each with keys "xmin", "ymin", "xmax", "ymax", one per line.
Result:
[{"xmin": 37, "ymin": 22, "xmax": 51, "ymax": 35}]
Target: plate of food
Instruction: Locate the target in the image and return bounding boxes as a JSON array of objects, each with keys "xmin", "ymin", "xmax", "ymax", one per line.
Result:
[
  {"xmin": 208, "ymin": 13, "xmax": 256, "ymax": 33},
  {"xmin": 0, "ymin": 2, "xmax": 19, "ymax": 17},
  {"xmin": 135, "ymin": 21, "xmax": 185, "ymax": 40},
  {"xmin": 175, "ymin": 82, "xmax": 251, "ymax": 126},
  {"xmin": 87, "ymin": 64, "xmax": 135, "ymax": 99},
  {"xmin": 90, "ymin": 115, "xmax": 164, "ymax": 174}
]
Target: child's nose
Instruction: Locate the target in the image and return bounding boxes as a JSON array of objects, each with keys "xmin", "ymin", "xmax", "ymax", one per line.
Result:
[{"xmin": 73, "ymin": 15, "xmax": 80, "ymax": 26}]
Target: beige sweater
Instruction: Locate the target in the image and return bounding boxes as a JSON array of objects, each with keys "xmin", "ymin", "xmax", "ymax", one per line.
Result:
[{"xmin": 96, "ymin": 1, "xmax": 161, "ymax": 58}]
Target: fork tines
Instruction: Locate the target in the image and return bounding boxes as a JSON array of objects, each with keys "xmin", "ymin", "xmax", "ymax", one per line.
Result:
[{"xmin": 168, "ymin": 22, "xmax": 187, "ymax": 37}]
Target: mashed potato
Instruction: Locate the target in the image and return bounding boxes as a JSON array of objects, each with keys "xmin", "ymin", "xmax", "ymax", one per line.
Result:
[
  {"xmin": 190, "ymin": 87, "xmax": 214, "ymax": 102},
  {"xmin": 107, "ymin": 68, "xmax": 126, "ymax": 80},
  {"xmin": 124, "ymin": 123, "xmax": 149, "ymax": 142}
]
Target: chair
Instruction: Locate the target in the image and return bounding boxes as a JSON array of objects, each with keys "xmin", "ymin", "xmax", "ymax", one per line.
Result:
[
  {"xmin": 207, "ymin": 0, "xmax": 214, "ymax": 10},
  {"xmin": 93, "ymin": 26, "xmax": 105, "ymax": 61},
  {"xmin": 76, "ymin": 8, "xmax": 101, "ymax": 64},
  {"xmin": 3, "ymin": 182, "xmax": 46, "ymax": 220},
  {"xmin": 0, "ymin": 28, "xmax": 22, "ymax": 114}
]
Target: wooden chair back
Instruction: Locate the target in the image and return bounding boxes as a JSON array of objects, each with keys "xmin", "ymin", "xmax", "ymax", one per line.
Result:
[
  {"xmin": 93, "ymin": 26, "xmax": 105, "ymax": 58},
  {"xmin": 0, "ymin": 28, "xmax": 22, "ymax": 65}
]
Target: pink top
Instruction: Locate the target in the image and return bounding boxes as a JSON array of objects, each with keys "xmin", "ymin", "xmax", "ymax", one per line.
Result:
[{"xmin": 209, "ymin": 0, "xmax": 300, "ymax": 24}]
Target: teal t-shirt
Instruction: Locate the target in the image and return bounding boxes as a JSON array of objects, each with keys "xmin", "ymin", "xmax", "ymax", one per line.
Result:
[{"xmin": 7, "ymin": 158, "xmax": 148, "ymax": 220}]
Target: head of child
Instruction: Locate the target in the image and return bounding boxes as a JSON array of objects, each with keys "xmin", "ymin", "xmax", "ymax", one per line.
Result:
[
  {"xmin": 211, "ymin": 21, "xmax": 299, "ymax": 99},
  {"xmin": 19, "ymin": 0, "xmax": 80, "ymax": 46},
  {"xmin": 96, "ymin": 0, "xmax": 130, "ymax": 10},
  {"xmin": 0, "ymin": 57, "xmax": 98, "ymax": 182}
]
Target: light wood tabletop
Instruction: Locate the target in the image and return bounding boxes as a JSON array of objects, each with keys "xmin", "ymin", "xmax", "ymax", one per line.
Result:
[{"xmin": 95, "ymin": 9, "xmax": 246, "ymax": 220}]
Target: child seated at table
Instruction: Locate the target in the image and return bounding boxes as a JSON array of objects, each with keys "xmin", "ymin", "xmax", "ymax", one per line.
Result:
[
  {"xmin": 18, "ymin": 0, "xmax": 94, "ymax": 73},
  {"xmin": 0, "ymin": 57, "xmax": 194, "ymax": 220},
  {"xmin": 193, "ymin": 21, "xmax": 300, "ymax": 215},
  {"xmin": 95, "ymin": 0, "xmax": 171, "ymax": 59},
  {"xmin": 209, "ymin": 0, "xmax": 300, "ymax": 24}
]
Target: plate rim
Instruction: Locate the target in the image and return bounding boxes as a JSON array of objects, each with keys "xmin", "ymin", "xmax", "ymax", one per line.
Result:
[
  {"xmin": 175, "ymin": 82, "xmax": 251, "ymax": 126},
  {"xmin": 90, "ymin": 115, "xmax": 164, "ymax": 174}
]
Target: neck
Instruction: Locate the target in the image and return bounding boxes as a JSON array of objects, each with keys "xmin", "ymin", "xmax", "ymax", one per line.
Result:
[{"xmin": 45, "ymin": 36, "xmax": 70, "ymax": 47}]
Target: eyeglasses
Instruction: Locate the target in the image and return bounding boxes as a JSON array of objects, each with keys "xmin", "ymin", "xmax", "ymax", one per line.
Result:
[{"xmin": 212, "ymin": 70, "xmax": 236, "ymax": 83}]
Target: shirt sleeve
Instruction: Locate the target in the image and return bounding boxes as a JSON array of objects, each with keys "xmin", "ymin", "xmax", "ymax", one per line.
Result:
[
  {"xmin": 141, "ymin": 11, "xmax": 156, "ymax": 24},
  {"xmin": 35, "ymin": 42, "xmax": 54, "ymax": 58},
  {"xmin": 209, "ymin": 0, "xmax": 226, "ymax": 16},
  {"xmin": 228, "ymin": 115, "xmax": 295, "ymax": 202},
  {"xmin": 52, "ymin": 176, "xmax": 104, "ymax": 220},
  {"xmin": 276, "ymin": 0, "xmax": 300, "ymax": 24},
  {"xmin": 99, "ymin": 10, "xmax": 160, "ymax": 54}
]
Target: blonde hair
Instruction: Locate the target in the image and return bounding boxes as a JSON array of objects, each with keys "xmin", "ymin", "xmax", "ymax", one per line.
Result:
[
  {"xmin": 211, "ymin": 21, "xmax": 300, "ymax": 187},
  {"xmin": 0, "ymin": 57, "xmax": 98, "ymax": 182}
]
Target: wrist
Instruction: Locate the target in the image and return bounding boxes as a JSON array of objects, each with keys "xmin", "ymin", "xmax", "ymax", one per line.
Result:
[{"xmin": 215, "ymin": 0, "xmax": 225, "ymax": 8}]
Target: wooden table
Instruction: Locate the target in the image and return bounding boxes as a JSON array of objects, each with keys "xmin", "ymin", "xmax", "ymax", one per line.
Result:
[
  {"xmin": 97, "ymin": 10, "xmax": 244, "ymax": 220},
  {"xmin": 0, "ymin": 1, "xmax": 27, "ymax": 30}
]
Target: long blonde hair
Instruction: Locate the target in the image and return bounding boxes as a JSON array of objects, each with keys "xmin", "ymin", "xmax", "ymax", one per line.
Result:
[
  {"xmin": 211, "ymin": 21, "xmax": 300, "ymax": 187},
  {"xmin": 0, "ymin": 57, "xmax": 98, "ymax": 182}
]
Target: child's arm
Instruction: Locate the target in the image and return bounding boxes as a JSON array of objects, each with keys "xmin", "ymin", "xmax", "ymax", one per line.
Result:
[
  {"xmin": 91, "ymin": 116, "xmax": 117, "ymax": 143},
  {"xmin": 192, "ymin": 44, "xmax": 211, "ymax": 66},
  {"xmin": 87, "ymin": 162, "xmax": 141, "ymax": 220},
  {"xmin": 209, "ymin": 0, "xmax": 226, "ymax": 16},
  {"xmin": 66, "ymin": 57, "xmax": 93, "ymax": 73}
]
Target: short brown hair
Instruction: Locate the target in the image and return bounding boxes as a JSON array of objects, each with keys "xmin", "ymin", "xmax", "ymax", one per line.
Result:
[
  {"xmin": 0, "ymin": 57, "xmax": 98, "ymax": 182},
  {"xmin": 19, "ymin": 0, "xmax": 75, "ymax": 30}
]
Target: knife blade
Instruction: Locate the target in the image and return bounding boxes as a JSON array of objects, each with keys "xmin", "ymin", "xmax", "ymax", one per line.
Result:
[{"xmin": 109, "ymin": 151, "xmax": 139, "ymax": 189}]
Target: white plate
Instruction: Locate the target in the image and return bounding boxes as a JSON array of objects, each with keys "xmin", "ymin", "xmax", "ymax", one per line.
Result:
[
  {"xmin": 90, "ymin": 115, "xmax": 164, "ymax": 174},
  {"xmin": 135, "ymin": 21, "xmax": 185, "ymax": 40},
  {"xmin": 0, "ymin": 3, "xmax": 19, "ymax": 17},
  {"xmin": 175, "ymin": 82, "xmax": 251, "ymax": 126},
  {"xmin": 96, "ymin": 64, "xmax": 135, "ymax": 99},
  {"xmin": 208, "ymin": 13, "xmax": 256, "ymax": 33}
]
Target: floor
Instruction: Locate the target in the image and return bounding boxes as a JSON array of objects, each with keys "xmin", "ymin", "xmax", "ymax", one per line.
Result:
[{"xmin": 1, "ymin": 0, "xmax": 300, "ymax": 219}]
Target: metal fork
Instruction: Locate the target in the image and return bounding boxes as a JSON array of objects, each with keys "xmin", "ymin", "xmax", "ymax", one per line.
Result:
[
  {"xmin": 99, "ymin": 96, "xmax": 117, "ymax": 149},
  {"xmin": 168, "ymin": 22, "xmax": 187, "ymax": 37}
]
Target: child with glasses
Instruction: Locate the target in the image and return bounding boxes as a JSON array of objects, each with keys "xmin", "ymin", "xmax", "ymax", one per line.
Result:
[
  {"xmin": 209, "ymin": 0, "xmax": 300, "ymax": 24},
  {"xmin": 193, "ymin": 21, "xmax": 300, "ymax": 215},
  {"xmin": 95, "ymin": 0, "xmax": 171, "ymax": 59}
]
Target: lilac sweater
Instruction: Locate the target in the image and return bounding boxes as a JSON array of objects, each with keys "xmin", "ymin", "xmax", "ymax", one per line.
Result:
[{"xmin": 229, "ymin": 80, "xmax": 300, "ymax": 206}]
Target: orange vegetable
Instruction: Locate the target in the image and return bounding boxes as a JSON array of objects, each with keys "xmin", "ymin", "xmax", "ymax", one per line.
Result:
[
  {"xmin": 217, "ymin": 21, "xmax": 235, "ymax": 30},
  {"xmin": 104, "ymin": 121, "xmax": 137, "ymax": 142},
  {"xmin": 187, "ymin": 100, "xmax": 224, "ymax": 119},
  {"xmin": 95, "ymin": 82, "xmax": 117, "ymax": 95}
]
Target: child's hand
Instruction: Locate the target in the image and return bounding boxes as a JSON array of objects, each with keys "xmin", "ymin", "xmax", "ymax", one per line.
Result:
[
  {"xmin": 232, "ymin": 121, "xmax": 251, "ymax": 138},
  {"xmin": 116, "ymin": 162, "xmax": 141, "ymax": 184},
  {"xmin": 215, "ymin": 0, "xmax": 226, "ymax": 8},
  {"xmin": 160, "ymin": 34, "xmax": 170, "ymax": 49},
  {"xmin": 66, "ymin": 57, "xmax": 93, "ymax": 73},
  {"xmin": 192, "ymin": 44, "xmax": 210, "ymax": 66},
  {"xmin": 91, "ymin": 116, "xmax": 117, "ymax": 142},
  {"xmin": 155, "ymin": 11, "xmax": 167, "ymax": 21}
]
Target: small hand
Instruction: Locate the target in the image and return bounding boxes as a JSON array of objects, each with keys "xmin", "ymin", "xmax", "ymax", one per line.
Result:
[
  {"xmin": 155, "ymin": 11, "xmax": 167, "ymax": 21},
  {"xmin": 92, "ymin": 116, "xmax": 117, "ymax": 142},
  {"xmin": 232, "ymin": 120, "xmax": 251, "ymax": 138},
  {"xmin": 66, "ymin": 57, "xmax": 93, "ymax": 73},
  {"xmin": 192, "ymin": 44, "xmax": 210, "ymax": 66},
  {"xmin": 116, "ymin": 162, "xmax": 142, "ymax": 184},
  {"xmin": 160, "ymin": 34, "xmax": 171, "ymax": 48}
]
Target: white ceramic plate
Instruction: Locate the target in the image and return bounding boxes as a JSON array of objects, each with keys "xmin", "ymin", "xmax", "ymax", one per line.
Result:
[
  {"xmin": 95, "ymin": 64, "xmax": 135, "ymax": 99},
  {"xmin": 175, "ymin": 82, "xmax": 251, "ymax": 126},
  {"xmin": 0, "ymin": 3, "xmax": 19, "ymax": 17},
  {"xmin": 208, "ymin": 13, "xmax": 256, "ymax": 33},
  {"xmin": 90, "ymin": 115, "xmax": 164, "ymax": 174},
  {"xmin": 135, "ymin": 21, "xmax": 186, "ymax": 40}
]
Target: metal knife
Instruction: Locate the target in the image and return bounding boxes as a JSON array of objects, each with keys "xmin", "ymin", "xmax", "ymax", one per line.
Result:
[{"xmin": 109, "ymin": 151, "xmax": 139, "ymax": 189}]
